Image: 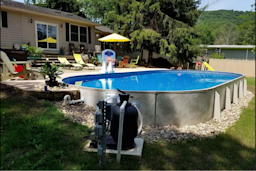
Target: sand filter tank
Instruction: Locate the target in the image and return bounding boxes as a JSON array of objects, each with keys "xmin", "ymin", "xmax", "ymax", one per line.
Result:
[{"xmin": 110, "ymin": 91, "xmax": 138, "ymax": 149}]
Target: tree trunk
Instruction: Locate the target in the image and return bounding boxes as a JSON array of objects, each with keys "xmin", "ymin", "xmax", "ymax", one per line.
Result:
[{"xmin": 148, "ymin": 44, "xmax": 153, "ymax": 66}]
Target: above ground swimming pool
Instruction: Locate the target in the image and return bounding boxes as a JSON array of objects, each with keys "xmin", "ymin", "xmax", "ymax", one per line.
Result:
[{"xmin": 63, "ymin": 70, "xmax": 245, "ymax": 126}]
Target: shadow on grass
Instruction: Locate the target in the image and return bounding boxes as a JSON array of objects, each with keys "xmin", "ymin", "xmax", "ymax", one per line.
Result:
[
  {"xmin": 134, "ymin": 134, "xmax": 255, "ymax": 170},
  {"xmin": 0, "ymin": 85, "xmax": 100, "ymax": 170},
  {"xmin": 0, "ymin": 84, "xmax": 255, "ymax": 170}
]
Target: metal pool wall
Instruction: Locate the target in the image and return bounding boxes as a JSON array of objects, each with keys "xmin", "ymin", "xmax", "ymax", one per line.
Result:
[{"xmin": 66, "ymin": 73, "xmax": 245, "ymax": 127}]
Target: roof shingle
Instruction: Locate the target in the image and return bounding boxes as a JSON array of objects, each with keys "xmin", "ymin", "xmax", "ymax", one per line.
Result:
[
  {"xmin": 2, "ymin": 0, "xmax": 100, "ymax": 26},
  {"xmin": 95, "ymin": 26, "xmax": 113, "ymax": 33}
]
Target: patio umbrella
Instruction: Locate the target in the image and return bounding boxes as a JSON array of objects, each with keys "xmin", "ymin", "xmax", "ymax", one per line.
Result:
[
  {"xmin": 38, "ymin": 37, "xmax": 57, "ymax": 43},
  {"xmin": 98, "ymin": 33, "xmax": 130, "ymax": 51},
  {"xmin": 98, "ymin": 33, "xmax": 130, "ymax": 42}
]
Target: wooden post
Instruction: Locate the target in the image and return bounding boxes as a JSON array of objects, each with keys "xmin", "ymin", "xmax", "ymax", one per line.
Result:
[{"xmin": 23, "ymin": 63, "xmax": 28, "ymax": 80}]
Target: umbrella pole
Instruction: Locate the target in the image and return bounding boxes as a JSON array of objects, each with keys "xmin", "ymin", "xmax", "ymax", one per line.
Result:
[{"xmin": 114, "ymin": 42, "xmax": 117, "ymax": 52}]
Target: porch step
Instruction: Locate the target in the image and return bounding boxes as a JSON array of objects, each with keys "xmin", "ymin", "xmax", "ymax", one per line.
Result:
[
  {"xmin": 41, "ymin": 55, "xmax": 74, "ymax": 59},
  {"xmin": 31, "ymin": 55, "xmax": 76, "ymax": 67}
]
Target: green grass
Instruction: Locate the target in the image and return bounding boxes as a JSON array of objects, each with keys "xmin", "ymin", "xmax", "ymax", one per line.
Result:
[{"xmin": 1, "ymin": 77, "xmax": 255, "ymax": 170}]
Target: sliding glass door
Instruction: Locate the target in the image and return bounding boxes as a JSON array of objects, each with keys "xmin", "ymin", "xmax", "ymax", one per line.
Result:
[{"xmin": 36, "ymin": 22, "xmax": 58, "ymax": 50}]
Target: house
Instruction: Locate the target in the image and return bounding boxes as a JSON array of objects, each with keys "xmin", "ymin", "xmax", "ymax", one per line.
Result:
[
  {"xmin": 0, "ymin": 0, "xmax": 113, "ymax": 54},
  {"xmin": 204, "ymin": 45, "xmax": 255, "ymax": 60}
]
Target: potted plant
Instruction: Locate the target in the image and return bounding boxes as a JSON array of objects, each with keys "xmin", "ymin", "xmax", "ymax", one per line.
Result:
[
  {"xmin": 89, "ymin": 56, "xmax": 98, "ymax": 65},
  {"xmin": 39, "ymin": 60, "xmax": 64, "ymax": 87},
  {"xmin": 60, "ymin": 47, "xmax": 65, "ymax": 55},
  {"xmin": 27, "ymin": 46, "xmax": 44, "ymax": 65},
  {"xmin": 21, "ymin": 44, "xmax": 29, "ymax": 50}
]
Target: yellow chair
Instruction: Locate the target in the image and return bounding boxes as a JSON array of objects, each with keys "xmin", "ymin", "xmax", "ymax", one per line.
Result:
[
  {"xmin": 130, "ymin": 56, "xmax": 140, "ymax": 68},
  {"xmin": 73, "ymin": 53, "xmax": 96, "ymax": 70},
  {"xmin": 57, "ymin": 57, "xmax": 83, "ymax": 70}
]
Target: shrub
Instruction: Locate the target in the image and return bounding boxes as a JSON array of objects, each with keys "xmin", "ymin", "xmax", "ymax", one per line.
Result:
[
  {"xmin": 27, "ymin": 46, "xmax": 44, "ymax": 58},
  {"xmin": 211, "ymin": 52, "xmax": 225, "ymax": 59}
]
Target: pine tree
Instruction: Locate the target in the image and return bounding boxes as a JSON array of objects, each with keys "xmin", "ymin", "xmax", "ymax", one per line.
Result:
[
  {"xmin": 104, "ymin": 0, "xmax": 203, "ymax": 65},
  {"xmin": 26, "ymin": 0, "xmax": 82, "ymax": 14}
]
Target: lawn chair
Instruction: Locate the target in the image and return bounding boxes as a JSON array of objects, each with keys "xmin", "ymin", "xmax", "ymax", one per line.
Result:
[
  {"xmin": 116, "ymin": 56, "xmax": 123, "ymax": 67},
  {"xmin": 97, "ymin": 54, "xmax": 103, "ymax": 65},
  {"xmin": 57, "ymin": 57, "xmax": 83, "ymax": 70},
  {"xmin": 130, "ymin": 56, "xmax": 140, "ymax": 68},
  {"xmin": 123, "ymin": 56, "xmax": 129, "ymax": 67},
  {"xmin": 69, "ymin": 43, "xmax": 75, "ymax": 55},
  {"xmin": 73, "ymin": 53, "xmax": 96, "ymax": 70},
  {"xmin": 0, "ymin": 51, "xmax": 39, "ymax": 81}
]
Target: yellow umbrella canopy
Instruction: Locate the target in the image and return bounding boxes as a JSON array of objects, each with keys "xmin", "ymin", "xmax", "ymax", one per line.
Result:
[
  {"xmin": 38, "ymin": 37, "xmax": 57, "ymax": 43},
  {"xmin": 98, "ymin": 33, "xmax": 130, "ymax": 42}
]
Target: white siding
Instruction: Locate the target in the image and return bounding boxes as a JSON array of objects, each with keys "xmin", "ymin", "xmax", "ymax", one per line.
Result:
[
  {"xmin": 0, "ymin": 9, "xmax": 99, "ymax": 54},
  {"xmin": 20, "ymin": 13, "xmax": 66, "ymax": 52},
  {"xmin": 0, "ymin": 9, "xmax": 22, "ymax": 48}
]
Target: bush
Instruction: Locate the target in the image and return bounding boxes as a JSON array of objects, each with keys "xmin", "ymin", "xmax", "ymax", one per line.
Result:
[
  {"xmin": 211, "ymin": 52, "xmax": 225, "ymax": 59},
  {"xmin": 252, "ymin": 47, "xmax": 255, "ymax": 54},
  {"xmin": 27, "ymin": 46, "xmax": 44, "ymax": 58}
]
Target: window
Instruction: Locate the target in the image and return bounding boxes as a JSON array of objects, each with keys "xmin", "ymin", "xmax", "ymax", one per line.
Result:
[
  {"xmin": 1, "ymin": 11, "xmax": 8, "ymax": 28},
  {"xmin": 36, "ymin": 22, "xmax": 58, "ymax": 50},
  {"xmin": 88, "ymin": 27, "xmax": 91, "ymax": 44},
  {"xmin": 216, "ymin": 48, "xmax": 221, "ymax": 55},
  {"xmin": 80, "ymin": 27, "xmax": 87, "ymax": 42},
  {"xmin": 65, "ymin": 23, "xmax": 69, "ymax": 41},
  {"xmin": 68, "ymin": 24, "xmax": 90, "ymax": 43},
  {"xmin": 71, "ymin": 25, "xmax": 78, "ymax": 41}
]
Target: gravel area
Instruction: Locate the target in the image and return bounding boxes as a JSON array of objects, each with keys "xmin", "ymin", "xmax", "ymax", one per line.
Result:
[
  {"xmin": 52, "ymin": 91, "xmax": 254, "ymax": 142},
  {"xmin": 53, "ymin": 102, "xmax": 96, "ymax": 128},
  {"xmin": 33, "ymin": 83, "xmax": 69, "ymax": 90}
]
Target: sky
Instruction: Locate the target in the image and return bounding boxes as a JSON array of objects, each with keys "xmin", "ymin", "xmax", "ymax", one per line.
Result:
[
  {"xmin": 13, "ymin": 0, "xmax": 255, "ymax": 12},
  {"xmin": 199, "ymin": 0, "xmax": 255, "ymax": 11}
]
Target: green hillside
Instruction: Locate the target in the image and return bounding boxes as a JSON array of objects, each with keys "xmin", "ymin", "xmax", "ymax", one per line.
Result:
[
  {"xmin": 195, "ymin": 10, "xmax": 255, "ymax": 45},
  {"xmin": 198, "ymin": 10, "xmax": 253, "ymax": 27}
]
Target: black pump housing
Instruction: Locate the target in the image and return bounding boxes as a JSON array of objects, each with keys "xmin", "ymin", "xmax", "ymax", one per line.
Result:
[{"xmin": 110, "ymin": 90, "xmax": 138, "ymax": 149}]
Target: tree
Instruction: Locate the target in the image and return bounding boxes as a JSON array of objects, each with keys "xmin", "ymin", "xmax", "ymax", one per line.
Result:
[
  {"xmin": 214, "ymin": 22, "xmax": 238, "ymax": 45},
  {"xmin": 236, "ymin": 9, "xmax": 255, "ymax": 45},
  {"xmin": 26, "ymin": 0, "xmax": 82, "ymax": 14},
  {"xmin": 80, "ymin": 0, "xmax": 114, "ymax": 23},
  {"xmin": 104, "ymin": 0, "xmax": 203, "ymax": 65},
  {"xmin": 195, "ymin": 8, "xmax": 255, "ymax": 45},
  {"xmin": 195, "ymin": 25, "xmax": 215, "ymax": 45},
  {"xmin": 252, "ymin": 46, "xmax": 255, "ymax": 54}
]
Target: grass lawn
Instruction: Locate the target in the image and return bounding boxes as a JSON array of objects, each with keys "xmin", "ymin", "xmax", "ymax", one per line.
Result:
[{"xmin": 1, "ymin": 77, "xmax": 255, "ymax": 170}]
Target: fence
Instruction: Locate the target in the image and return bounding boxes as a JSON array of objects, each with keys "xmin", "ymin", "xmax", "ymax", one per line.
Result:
[{"xmin": 208, "ymin": 58, "xmax": 255, "ymax": 77}]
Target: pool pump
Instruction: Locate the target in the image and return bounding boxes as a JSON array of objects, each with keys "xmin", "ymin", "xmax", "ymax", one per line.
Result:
[{"xmin": 89, "ymin": 89, "xmax": 143, "ymax": 165}]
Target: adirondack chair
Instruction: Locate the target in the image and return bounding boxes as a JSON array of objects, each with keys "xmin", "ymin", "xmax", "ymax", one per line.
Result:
[
  {"xmin": 116, "ymin": 56, "xmax": 123, "ymax": 67},
  {"xmin": 97, "ymin": 54, "xmax": 103, "ymax": 65},
  {"xmin": 0, "ymin": 51, "xmax": 39, "ymax": 81},
  {"xmin": 130, "ymin": 56, "xmax": 140, "ymax": 68}
]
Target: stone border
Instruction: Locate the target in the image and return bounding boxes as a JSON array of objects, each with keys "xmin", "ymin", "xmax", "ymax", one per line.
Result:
[
  {"xmin": 0, "ymin": 82, "xmax": 80, "ymax": 101},
  {"xmin": 137, "ymin": 91, "xmax": 254, "ymax": 142},
  {"xmin": 51, "ymin": 90, "xmax": 254, "ymax": 142}
]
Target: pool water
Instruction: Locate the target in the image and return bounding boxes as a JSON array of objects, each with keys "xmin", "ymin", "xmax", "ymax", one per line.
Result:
[{"xmin": 63, "ymin": 70, "xmax": 241, "ymax": 91}]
